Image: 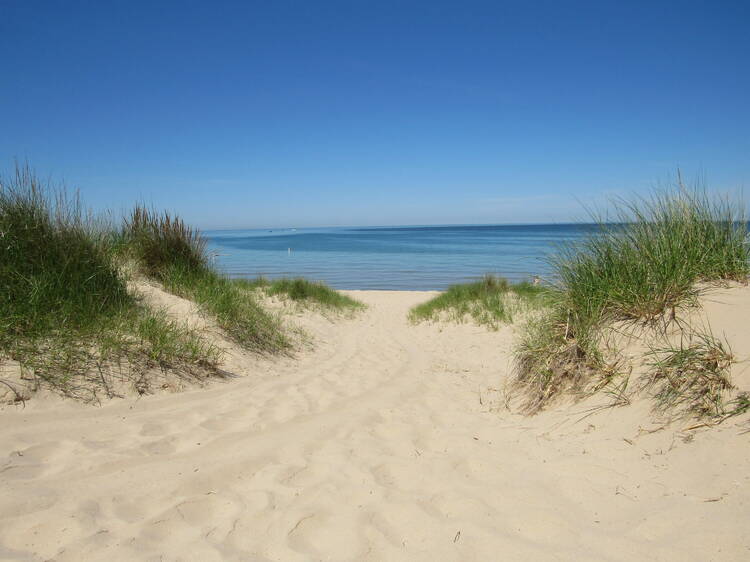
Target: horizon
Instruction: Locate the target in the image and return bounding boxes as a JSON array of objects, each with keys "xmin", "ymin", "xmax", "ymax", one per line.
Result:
[
  {"xmin": 203, "ymin": 220, "xmax": 600, "ymax": 232},
  {"xmin": 205, "ymin": 216, "xmax": 750, "ymax": 233},
  {"xmin": 2, "ymin": 1, "xmax": 749, "ymax": 229}
]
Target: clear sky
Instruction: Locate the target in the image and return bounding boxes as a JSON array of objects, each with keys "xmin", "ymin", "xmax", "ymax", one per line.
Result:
[{"xmin": 1, "ymin": 1, "xmax": 748, "ymax": 229}]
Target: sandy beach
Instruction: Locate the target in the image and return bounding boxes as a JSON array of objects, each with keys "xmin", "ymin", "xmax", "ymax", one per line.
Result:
[
  {"xmin": 4, "ymin": 2, "xmax": 748, "ymax": 559},
  {"xmin": 1, "ymin": 288, "xmax": 749, "ymax": 561}
]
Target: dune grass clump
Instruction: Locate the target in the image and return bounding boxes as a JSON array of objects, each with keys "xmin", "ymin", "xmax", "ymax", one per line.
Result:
[
  {"xmin": 554, "ymin": 188, "xmax": 749, "ymax": 324},
  {"xmin": 0, "ymin": 165, "xmax": 130, "ymax": 341},
  {"xmin": 513, "ymin": 183, "xmax": 749, "ymax": 415},
  {"xmin": 512, "ymin": 304, "xmax": 604, "ymax": 412},
  {"xmin": 645, "ymin": 330, "xmax": 734, "ymax": 419},
  {"xmin": 409, "ymin": 275, "xmax": 548, "ymax": 329},
  {"xmin": 123, "ymin": 206, "xmax": 290, "ymax": 354},
  {"xmin": 13, "ymin": 308, "xmax": 221, "ymax": 401},
  {"xmin": 124, "ymin": 205, "xmax": 209, "ymax": 280},
  {"xmin": 163, "ymin": 268, "xmax": 290, "ymax": 353},
  {"xmin": 727, "ymin": 392, "xmax": 750, "ymax": 418},
  {"xmin": 246, "ymin": 277, "xmax": 364, "ymax": 311},
  {"xmin": 0, "ymin": 165, "xmax": 220, "ymax": 401}
]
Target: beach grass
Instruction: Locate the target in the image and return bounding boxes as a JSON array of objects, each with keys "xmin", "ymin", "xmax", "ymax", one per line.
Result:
[
  {"xmin": 513, "ymin": 182, "xmax": 749, "ymax": 415},
  {"xmin": 0, "ymin": 164, "xmax": 221, "ymax": 400},
  {"xmin": 161, "ymin": 267, "xmax": 291, "ymax": 353},
  {"xmin": 123, "ymin": 205, "xmax": 291, "ymax": 353},
  {"xmin": 123, "ymin": 205, "xmax": 209, "ymax": 280},
  {"xmin": 553, "ymin": 188, "xmax": 749, "ymax": 326},
  {"xmin": 0, "ymin": 164, "xmax": 130, "ymax": 341},
  {"xmin": 645, "ymin": 328, "xmax": 734, "ymax": 419},
  {"xmin": 409, "ymin": 275, "xmax": 549, "ymax": 329},
  {"xmin": 10, "ymin": 307, "xmax": 222, "ymax": 401},
  {"xmin": 244, "ymin": 277, "xmax": 364, "ymax": 312}
]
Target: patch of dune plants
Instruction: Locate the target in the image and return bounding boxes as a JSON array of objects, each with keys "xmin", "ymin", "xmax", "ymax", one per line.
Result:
[
  {"xmin": 12, "ymin": 308, "xmax": 221, "ymax": 401},
  {"xmin": 645, "ymin": 329, "xmax": 734, "ymax": 419},
  {"xmin": 0, "ymin": 165, "xmax": 129, "ymax": 339},
  {"xmin": 245, "ymin": 277, "xmax": 364, "ymax": 312},
  {"xmin": 409, "ymin": 275, "xmax": 548, "ymax": 329},
  {"xmin": 0, "ymin": 165, "xmax": 221, "ymax": 401},
  {"xmin": 123, "ymin": 205, "xmax": 209, "ymax": 279},
  {"xmin": 123, "ymin": 206, "xmax": 290, "ymax": 353},
  {"xmin": 162, "ymin": 267, "xmax": 290, "ymax": 353},
  {"xmin": 512, "ymin": 182, "xmax": 749, "ymax": 418}
]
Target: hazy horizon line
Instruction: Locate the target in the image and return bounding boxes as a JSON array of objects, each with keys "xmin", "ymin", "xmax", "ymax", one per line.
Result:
[{"xmin": 201, "ymin": 220, "xmax": 601, "ymax": 232}]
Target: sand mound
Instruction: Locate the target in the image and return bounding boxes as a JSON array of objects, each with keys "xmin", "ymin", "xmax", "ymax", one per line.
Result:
[{"xmin": 1, "ymin": 289, "xmax": 749, "ymax": 560}]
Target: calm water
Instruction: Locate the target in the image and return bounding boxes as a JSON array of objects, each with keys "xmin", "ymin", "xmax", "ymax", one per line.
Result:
[{"xmin": 204, "ymin": 224, "xmax": 598, "ymax": 291}]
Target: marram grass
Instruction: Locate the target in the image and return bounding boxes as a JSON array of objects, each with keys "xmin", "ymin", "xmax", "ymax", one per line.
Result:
[
  {"xmin": 0, "ymin": 165, "xmax": 220, "ymax": 400},
  {"xmin": 10, "ymin": 307, "xmax": 222, "ymax": 401},
  {"xmin": 123, "ymin": 205, "xmax": 209, "ymax": 280},
  {"xmin": 0, "ymin": 164, "xmax": 130, "ymax": 341},
  {"xmin": 122, "ymin": 205, "xmax": 291, "ymax": 354},
  {"xmin": 160, "ymin": 266, "xmax": 291, "ymax": 354},
  {"xmin": 245, "ymin": 277, "xmax": 365, "ymax": 312},
  {"xmin": 513, "ymin": 183, "xmax": 749, "ymax": 417},
  {"xmin": 645, "ymin": 329, "xmax": 734, "ymax": 419},
  {"xmin": 409, "ymin": 275, "xmax": 549, "ymax": 329}
]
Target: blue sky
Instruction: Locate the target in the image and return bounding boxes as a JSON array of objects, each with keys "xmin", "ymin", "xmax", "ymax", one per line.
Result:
[{"xmin": 1, "ymin": 1, "xmax": 748, "ymax": 228}]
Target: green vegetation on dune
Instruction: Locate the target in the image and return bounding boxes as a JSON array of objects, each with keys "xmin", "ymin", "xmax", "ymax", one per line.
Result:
[
  {"xmin": 161, "ymin": 266, "xmax": 291, "ymax": 353},
  {"xmin": 646, "ymin": 330, "xmax": 734, "ymax": 419},
  {"xmin": 513, "ymin": 183, "xmax": 750, "ymax": 418},
  {"xmin": 122, "ymin": 211, "xmax": 362, "ymax": 354},
  {"xmin": 0, "ymin": 165, "xmax": 221, "ymax": 401},
  {"xmin": 123, "ymin": 205, "xmax": 209, "ymax": 280},
  {"xmin": 0, "ymin": 167, "xmax": 361, "ymax": 403},
  {"xmin": 123, "ymin": 205, "xmax": 291, "ymax": 354},
  {"xmin": 554, "ymin": 188, "xmax": 749, "ymax": 326},
  {"xmin": 246, "ymin": 277, "xmax": 364, "ymax": 311},
  {"xmin": 122, "ymin": 207, "xmax": 361, "ymax": 316},
  {"xmin": 409, "ymin": 275, "xmax": 549, "ymax": 329},
  {"xmin": 0, "ymin": 165, "xmax": 130, "ymax": 340},
  {"xmin": 10, "ymin": 307, "xmax": 221, "ymax": 401}
]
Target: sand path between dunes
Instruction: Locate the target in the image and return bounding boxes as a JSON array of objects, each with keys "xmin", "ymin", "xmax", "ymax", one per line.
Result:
[{"xmin": 1, "ymin": 290, "xmax": 749, "ymax": 561}]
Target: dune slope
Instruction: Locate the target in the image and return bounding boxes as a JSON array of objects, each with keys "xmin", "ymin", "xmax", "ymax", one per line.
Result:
[{"xmin": 1, "ymin": 289, "xmax": 749, "ymax": 561}]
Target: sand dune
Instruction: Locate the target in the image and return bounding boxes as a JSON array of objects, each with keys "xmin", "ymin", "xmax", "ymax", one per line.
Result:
[{"xmin": 1, "ymin": 289, "xmax": 749, "ymax": 561}]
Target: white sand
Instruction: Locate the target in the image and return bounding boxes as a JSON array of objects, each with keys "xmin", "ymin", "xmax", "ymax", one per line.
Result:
[{"xmin": 1, "ymin": 288, "xmax": 749, "ymax": 561}]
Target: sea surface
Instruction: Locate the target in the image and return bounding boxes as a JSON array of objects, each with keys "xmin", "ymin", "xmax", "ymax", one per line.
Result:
[{"xmin": 204, "ymin": 224, "xmax": 598, "ymax": 291}]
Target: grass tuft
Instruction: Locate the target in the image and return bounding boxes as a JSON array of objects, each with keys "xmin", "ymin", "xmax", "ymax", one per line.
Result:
[
  {"xmin": 726, "ymin": 392, "xmax": 750, "ymax": 418},
  {"xmin": 11, "ymin": 307, "xmax": 222, "ymax": 401},
  {"xmin": 246, "ymin": 277, "xmax": 364, "ymax": 311},
  {"xmin": 554, "ymin": 186, "xmax": 748, "ymax": 326},
  {"xmin": 123, "ymin": 205, "xmax": 209, "ymax": 280},
  {"xmin": 160, "ymin": 267, "xmax": 291, "ymax": 354},
  {"xmin": 122, "ymin": 205, "xmax": 291, "ymax": 354},
  {"xmin": 0, "ymin": 163, "xmax": 130, "ymax": 341},
  {"xmin": 512, "ymin": 304, "xmax": 605, "ymax": 412},
  {"xmin": 409, "ymin": 275, "xmax": 548, "ymax": 329},
  {"xmin": 512, "ymin": 182, "xmax": 749, "ymax": 415},
  {"xmin": 0, "ymin": 164, "xmax": 221, "ymax": 401},
  {"xmin": 645, "ymin": 329, "xmax": 734, "ymax": 419}
]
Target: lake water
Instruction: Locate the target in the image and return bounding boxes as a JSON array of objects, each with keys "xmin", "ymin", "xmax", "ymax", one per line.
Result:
[{"xmin": 204, "ymin": 224, "xmax": 598, "ymax": 291}]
